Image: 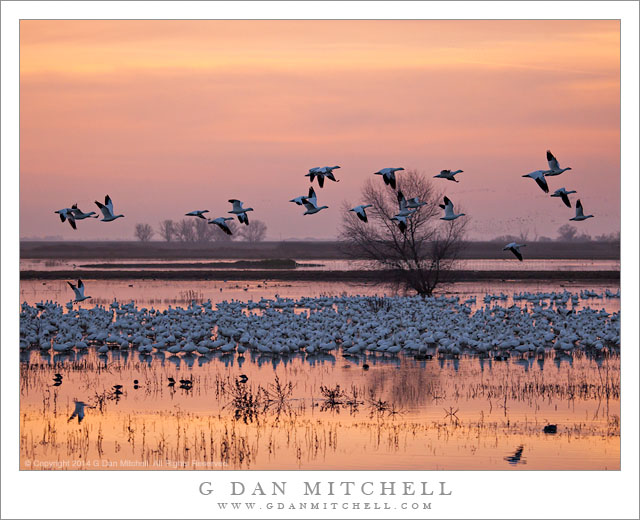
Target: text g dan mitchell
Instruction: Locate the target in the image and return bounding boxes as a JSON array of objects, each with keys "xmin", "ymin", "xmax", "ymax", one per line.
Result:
[{"xmin": 199, "ymin": 480, "xmax": 453, "ymax": 497}]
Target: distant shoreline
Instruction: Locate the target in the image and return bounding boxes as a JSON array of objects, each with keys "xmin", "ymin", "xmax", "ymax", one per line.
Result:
[
  {"xmin": 20, "ymin": 269, "xmax": 620, "ymax": 282},
  {"xmin": 21, "ymin": 240, "xmax": 620, "ymax": 261}
]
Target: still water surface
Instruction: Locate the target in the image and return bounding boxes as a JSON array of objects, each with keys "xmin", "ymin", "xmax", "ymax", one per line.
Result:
[
  {"xmin": 21, "ymin": 257, "xmax": 620, "ymax": 272},
  {"xmin": 19, "ymin": 279, "xmax": 620, "ymax": 470}
]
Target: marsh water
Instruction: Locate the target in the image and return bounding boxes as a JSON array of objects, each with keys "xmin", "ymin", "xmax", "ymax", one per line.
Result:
[
  {"xmin": 21, "ymin": 257, "xmax": 620, "ymax": 272},
  {"xmin": 19, "ymin": 278, "xmax": 620, "ymax": 470}
]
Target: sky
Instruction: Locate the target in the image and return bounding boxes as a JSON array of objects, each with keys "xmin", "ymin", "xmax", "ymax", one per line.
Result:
[{"xmin": 19, "ymin": 20, "xmax": 620, "ymax": 241}]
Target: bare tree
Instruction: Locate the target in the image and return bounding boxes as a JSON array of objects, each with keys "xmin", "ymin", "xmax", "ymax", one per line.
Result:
[
  {"xmin": 174, "ymin": 219, "xmax": 196, "ymax": 242},
  {"xmin": 340, "ymin": 170, "xmax": 467, "ymax": 296},
  {"xmin": 556, "ymin": 224, "xmax": 591, "ymax": 242},
  {"xmin": 238, "ymin": 220, "xmax": 267, "ymax": 242},
  {"xmin": 556, "ymin": 224, "xmax": 578, "ymax": 241},
  {"xmin": 158, "ymin": 220, "xmax": 175, "ymax": 242},
  {"xmin": 193, "ymin": 218, "xmax": 215, "ymax": 242},
  {"xmin": 134, "ymin": 223, "xmax": 154, "ymax": 242},
  {"xmin": 210, "ymin": 219, "xmax": 239, "ymax": 242}
]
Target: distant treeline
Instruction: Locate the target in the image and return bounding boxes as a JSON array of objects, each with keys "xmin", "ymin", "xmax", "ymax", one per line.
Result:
[{"xmin": 21, "ymin": 240, "xmax": 619, "ymax": 261}]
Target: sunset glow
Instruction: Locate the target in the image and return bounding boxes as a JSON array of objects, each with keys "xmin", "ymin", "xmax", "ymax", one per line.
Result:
[{"xmin": 20, "ymin": 20, "xmax": 620, "ymax": 240}]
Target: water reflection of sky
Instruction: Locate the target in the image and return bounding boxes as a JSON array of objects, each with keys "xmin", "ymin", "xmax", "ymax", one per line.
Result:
[
  {"xmin": 20, "ymin": 279, "xmax": 621, "ymax": 313},
  {"xmin": 21, "ymin": 257, "xmax": 621, "ymax": 272},
  {"xmin": 20, "ymin": 350, "xmax": 620, "ymax": 471}
]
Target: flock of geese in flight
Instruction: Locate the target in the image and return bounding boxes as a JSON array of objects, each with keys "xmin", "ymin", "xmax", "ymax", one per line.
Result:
[{"xmin": 54, "ymin": 149, "xmax": 593, "ymax": 267}]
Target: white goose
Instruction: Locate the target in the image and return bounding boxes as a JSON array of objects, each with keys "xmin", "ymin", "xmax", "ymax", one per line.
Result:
[
  {"xmin": 185, "ymin": 210, "xmax": 209, "ymax": 219},
  {"xmin": 503, "ymin": 242, "xmax": 526, "ymax": 262},
  {"xmin": 570, "ymin": 200, "xmax": 594, "ymax": 221},
  {"xmin": 550, "ymin": 187, "xmax": 577, "ymax": 208},
  {"xmin": 54, "ymin": 208, "xmax": 77, "ymax": 230},
  {"xmin": 350, "ymin": 204, "xmax": 373, "ymax": 223},
  {"xmin": 95, "ymin": 195, "xmax": 125, "ymax": 222},
  {"xmin": 374, "ymin": 167, "xmax": 404, "ymax": 190},
  {"xmin": 391, "ymin": 214, "xmax": 409, "ymax": 233},
  {"xmin": 228, "ymin": 199, "xmax": 253, "ymax": 225},
  {"xmin": 301, "ymin": 187, "xmax": 329, "ymax": 215},
  {"xmin": 544, "ymin": 150, "xmax": 572, "ymax": 176},
  {"xmin": 208, "ymin": 217, "xmax": 234, "ymax": 235},
  {"xmin": 68, "ymin": 279, "xmax": 91, "ymax": 302},
  {"xmin": 439, "ymin": 196, "xmax": 465, "ymax": 221},
  {"xmin": 396, "ymin": 191, "xmax": 417, "ymax": 217},
  {"xmin": 406, "ymin": 196, "xmax": 427, "ymax": 209},
  {"xmin": 433, "ymin": 169, "xmax": 463, "ymax": 182},
  {"xmin": 521, "ymin": 170, "xmax": 549, "ymax": 193},
  {"xmin": 70, "ymin": 204, "xmax": 98, "ymax": 220},
  {"xmin": 305, "ymin": 166, "xmax": 341, "ymax": 188}
]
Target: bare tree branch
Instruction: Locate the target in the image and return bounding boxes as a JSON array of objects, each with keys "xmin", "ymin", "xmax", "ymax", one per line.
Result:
[{"xmin": 340, "ymin": 170, "xmax": 468, "ymax": 296}]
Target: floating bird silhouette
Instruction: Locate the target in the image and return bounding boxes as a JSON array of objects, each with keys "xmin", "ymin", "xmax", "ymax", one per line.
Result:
[
  {"xmin": 374, "ymin": 167, "xmax": 404, "ymax": 190},
  {"xmin": 543, "ymin": 424, "xmax": 558, "ymax": 434},
  {"xmin": 433, "ymin": 169, "xmax": 463, "ymax": 182},
  {"xmin": 550, "ymin": 187, "xmax": 577, "ymax": 208},
  {"xmin": 67, "ymin": 279, "xmax": 91, "ymax": 302},
  {"xmin": 350, "ymin": 204, "xmax": 373, "ymax": 223},
  {"xmin": 544, "ymin": 150, "xmax": 572, "ymax": 176},
  {"xmin": 570, "ymin": 200, "xmax": 594, "ymax": 221},
  {"xmin": 54, "ymin": 208, "xmax": 77, "ymax": 230},
  {"xmin": 208, "ymin": 216, "xmax": 234, "ymax": 235},
  {"xmin": 522, "ymin": 170, "xmax": 549, "ymax": 193},
  {"xmin": 228, "ymin": 199, "xmax": 253, "ymax": 225},
  {"xmin": 503, "ymin": 242, "xmax": 526, "ymax": 261},
  {"xmin": 185, "ymin": 210, "xmax": 209, "ymax": 219},
  {"xmin": 95, "ymin": 195, "xmax": 125, "ymax": 222},
  {"xmin": 70, "ymin": 204, "xmax": 98, "ymax": 220},
  {"xmin": 439, "ymin": 196, "xmax": 465, "ymax": 221},
  {"xmin": 68, "ymin": 400, "xmax": 93, "ymax": 424},
  {"xmin": 301, "ymin": 187, "xmax": 329, "ymax": 215}
]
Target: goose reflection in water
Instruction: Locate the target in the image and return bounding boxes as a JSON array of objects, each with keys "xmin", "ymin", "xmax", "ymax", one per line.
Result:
[{"xmin": 504, "ymin": 445, "xmax": 526, "ymax": 466}]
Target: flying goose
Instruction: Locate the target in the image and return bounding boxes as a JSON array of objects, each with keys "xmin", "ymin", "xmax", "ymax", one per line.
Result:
[
  {"xmin": 67, "ymin": 279, "xmax": 91, "ymax": 302},
  {"xmin": 405, "ymin": 196, "xmax": 427, "ymax": 209},
  {"xmin": 305, "ymin": 166, "xmax": 341, "ymax": 188},
  {"xmin": 95, "ymin": 195, "xmax": 125, "ymax": 222},
  {"xmin": 228, "ymin": 199, "xmax": 253, "ymax": 225},
  {"xmin": 439, "ymin": 196, "xmax": 465, "ymax": 221},
  {"xmin": 503, "ymin": 242, "xmax": 526, "ymax": 262},
  {"xmin": 550, "ymin": 187, "xmax": 577, "ymax": 208},
  {"xmin": 391, "ymin": 214, "xmax": 409, "ymax": 233},
  {"xmin": 521, "ymin": 170, "xmax": 549, "ymax": 193},
  {"xmin": 185, "ymin": 210, "xmax": 209, "ymax": 219},
  {"xmin": 373, "ymin": 167, "xmax": 404, "ymax": 190},
  {"xmin": 350, "ymin": 204, "xmax": 373, "ymax": 223},
  {"xmin": 54, "ymin": 208, "xmax": 77, "ymax": 230},
  {"xmin": 570, "ymin": 200, "xmax": 594, "ymax": 221},
  {"xmin": 301, "ymin": 187, "xmax": 329, "ymax": 215},
  {"xmin": 396, "ymin": 191, "xmax": 417, "ymax": 217},
  {"xmin": 433, "ymin": 169, "xmax": 463, "ymax": 182},
  {"xmin": 70, "ymin": 204, "xmax": 97, "ymax": 220},
  {"xmin": 544, "ymin": 150, "xmax": 572, "ymax": 176},
  {"xmin": 208, "ymin": 217, "xmax": 234, "ymax": 235}
]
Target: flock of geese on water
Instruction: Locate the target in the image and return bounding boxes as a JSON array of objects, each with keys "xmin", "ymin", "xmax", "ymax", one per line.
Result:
[
  {"xmin": 54, "ymin": 149, "xmax": 594, "ymax": 264},
  {"xmin": 20, "ymin": 291, "xmax": 619, "ymax": 371}
]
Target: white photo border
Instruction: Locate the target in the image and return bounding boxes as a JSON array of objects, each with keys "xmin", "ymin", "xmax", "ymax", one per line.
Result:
[{"xmin": 2, "ymin": 2, "xmax": 638, "ymax": 519}]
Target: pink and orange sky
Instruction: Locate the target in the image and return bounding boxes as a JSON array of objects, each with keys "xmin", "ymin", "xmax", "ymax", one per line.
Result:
[{"xmin": 20, "ymin": 20, "xmax": 620, "ymax": 240}]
